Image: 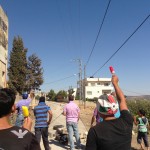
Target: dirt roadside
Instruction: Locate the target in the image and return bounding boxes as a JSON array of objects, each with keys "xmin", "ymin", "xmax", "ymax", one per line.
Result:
[{"xmin": 75, "ymin": 100, "xmax": 150, "ymax": 150}]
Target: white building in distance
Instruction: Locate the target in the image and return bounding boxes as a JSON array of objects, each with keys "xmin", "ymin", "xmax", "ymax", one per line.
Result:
[{"xmin": 82, "ymin": 77, "xmax": 114, "ymax": 99}]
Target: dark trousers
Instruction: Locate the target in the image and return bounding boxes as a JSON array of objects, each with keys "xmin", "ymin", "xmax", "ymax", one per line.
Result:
[
  {"xmin": 137, "ymin": 131, "xmax": 149, "ymax": 147},
  {"xmin": 35, "ymin": 127, "xmax": 50, "ymax": 150}
]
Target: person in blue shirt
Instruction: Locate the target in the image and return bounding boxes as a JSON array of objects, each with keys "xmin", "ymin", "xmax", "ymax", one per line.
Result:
[{"xmin": 34, "ymin": 96, "xmax": 52, "ymax": 150}]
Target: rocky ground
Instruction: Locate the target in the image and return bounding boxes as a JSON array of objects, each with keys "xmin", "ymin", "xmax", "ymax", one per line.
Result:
[
  {"xmin": 12, "ymin": 100, "xmax": 150, "ymax": 150},
  {"xmin": 77, "ymin": 100, "xmax": 150, "ymax": 150}
]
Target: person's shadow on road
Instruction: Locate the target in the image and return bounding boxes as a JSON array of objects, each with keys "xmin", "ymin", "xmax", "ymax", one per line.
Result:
[
  {"xmin": 49, "ymin": 139, "xmax": 69, "ymax": 149},
  {"xmin": 49, "ymin": 140, "xmax": 86, "ymax": 150}
]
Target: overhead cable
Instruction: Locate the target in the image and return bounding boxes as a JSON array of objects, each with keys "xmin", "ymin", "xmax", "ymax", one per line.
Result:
[
  {"xmin": 122, "ymin": 89, "xmax": 148, "ymax": 96},
  {"xmin": 92, "ymin": 14, "xmax": 150, "ymax": 76},
  {"xmin": 85, "ymin": 0, "xmax": 112, "ymax": 67},
  {"xmin": 44, "ymin": 74, "xmax": 77, "ymax": 85}
]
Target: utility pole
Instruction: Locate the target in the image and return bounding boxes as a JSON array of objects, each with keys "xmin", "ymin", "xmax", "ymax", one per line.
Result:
[
  {"xmin": 72, "ymin": 59, "xmax": 82, "ymax": 104},
  {"xmin": 83, "ymin": 65, "xmax": 86, "ymax": 109},
  {"xmin": 78, "ymin": 59, "xmax": 82, "ymax": 105}
]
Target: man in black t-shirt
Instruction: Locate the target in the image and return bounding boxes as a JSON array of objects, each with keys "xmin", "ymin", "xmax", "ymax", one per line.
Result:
[
  {"xmin": 0, "ymin": 88, "xmax": 41, "ymax": 150},
  {"xmin": 86, "ymin": 75, "xmax": 133, "ymax": 150}
]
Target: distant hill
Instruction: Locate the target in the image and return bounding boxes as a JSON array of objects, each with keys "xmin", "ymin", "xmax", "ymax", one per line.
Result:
[{"xmin": 127, "ymin": 95, "xmax": 150, "ymax": 100}]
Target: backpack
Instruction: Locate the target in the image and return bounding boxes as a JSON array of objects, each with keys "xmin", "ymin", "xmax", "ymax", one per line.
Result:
[{"xmin": 138, "ymin": 117, "xmax": 148, "ymax": 132}]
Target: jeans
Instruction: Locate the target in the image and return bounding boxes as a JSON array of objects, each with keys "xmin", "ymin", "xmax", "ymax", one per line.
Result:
[
  {"xmin": 67, "ymin": 122, "xmax": 81, "ymax": 150},
  {"xmin": 15, "ymin": 114, "xmax": 24, "ymax": 127},
  {"xmin": 35, "ymin": 127, "xmax": 50, "ymax": 150}
]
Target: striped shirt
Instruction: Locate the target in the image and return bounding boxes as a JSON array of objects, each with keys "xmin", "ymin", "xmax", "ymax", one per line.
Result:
[{"xmin": 34, "ymin": 102, "xmax": 51, "ymax": 128}]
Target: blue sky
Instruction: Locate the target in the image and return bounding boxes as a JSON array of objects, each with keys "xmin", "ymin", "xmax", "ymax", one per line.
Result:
[{"xmin": 1, "ymin": 0, "xmax": 150, "ymax": 96}]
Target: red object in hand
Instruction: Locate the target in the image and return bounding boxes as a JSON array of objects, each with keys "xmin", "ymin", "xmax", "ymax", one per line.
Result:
[{"xmin": 109, "ymin": 66, "xmax": 115, "ymax": 74}]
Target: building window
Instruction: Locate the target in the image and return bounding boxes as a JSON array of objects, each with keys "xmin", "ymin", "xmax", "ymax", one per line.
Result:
[
  {"xmin": 102, "ymin": 90, "xmax": 111, "ymax": 94},
  {"xmin": 97, "ymin": 83, "xmax": 101, "ymax": 85},
  {"xmin": 0, "ymin": 17, "xmax": 7, "ymax": 33},
  {"xmin": 104, "ymin": 83, "xmax": 109, "ymax": 86},
  {"xmin": 87, "ymin": 91, "xmax": 92, "ymax": 95},
  {"xmin": 2, "ymin": 71, "xmax": 5, "ymax": 82},
  {"xmin": 91, "ymin": 83, "xmax": 95, "ymax": 86},
  {"xmin": 0, "ymin": 30, "xmax": 7, "ymax": 49}
]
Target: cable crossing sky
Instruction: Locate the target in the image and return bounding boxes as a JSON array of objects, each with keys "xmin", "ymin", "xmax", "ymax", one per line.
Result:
[
  {"xmin": 85, "ymin": 0, "xmax": 112, "ymax": 67},
  {"xmin": 92, "ymin": 14, "xmax": 150, "ymax": 76}
]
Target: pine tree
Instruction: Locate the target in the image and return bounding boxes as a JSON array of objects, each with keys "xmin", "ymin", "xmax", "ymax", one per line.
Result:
[
  {"xmin": 8, "ymin": 36, "xmax": 27, "ymax": 94},
  {"xmin": 26, "ymin": 53, "xmax": 43, "ymax": 91}
]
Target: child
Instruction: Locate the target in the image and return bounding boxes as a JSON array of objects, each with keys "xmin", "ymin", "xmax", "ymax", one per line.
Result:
[{"xmin": 134, "ymin": 109, "xmax": 149, "ymax": 150}]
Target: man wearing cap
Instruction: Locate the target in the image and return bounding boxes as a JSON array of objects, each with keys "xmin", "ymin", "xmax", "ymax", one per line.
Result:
[
  {"xmin": 15, "ymin": 92, "xmax": 33, "ymax": 127},
  {"xmin": 86, "ymin": 75, "xmax": 133, "ymax": 150}
]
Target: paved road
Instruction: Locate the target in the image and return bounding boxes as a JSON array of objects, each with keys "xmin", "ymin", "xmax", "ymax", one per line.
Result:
[{"xmin": 35, "ymin": 101, "xmax": 87, "ymax": 150}]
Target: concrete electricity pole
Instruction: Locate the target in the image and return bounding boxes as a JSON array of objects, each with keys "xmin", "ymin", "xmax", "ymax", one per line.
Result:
[
  {"xmin": 83, "ymin": 65, "xmax": 86, "ymax": 109},
  {"xmin": 72, "ymin": 59, "xmax": 82, "ymax": 104}
]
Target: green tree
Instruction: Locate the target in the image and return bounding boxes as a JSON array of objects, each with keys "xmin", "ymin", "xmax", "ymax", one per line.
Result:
[
  {"xmin": 68, "ymin": 88, "xmax": 75, "ymax": 95},
  {"xmin": 56, "ymin": 90, "xmax": 67, "ymax": 101},
  {"xmin": 47, "ymin": 89, "xmax": 56, "ymax": 101},
  {"xmin": 127, "ymin": 99, "xmax": 150, "ymax": 121},
  {"xmin": 35, "ymin": 95, "xmax": 40, "ymax": 100},
  {"xmin": 26, "ymin": 53, "xmax": 43, "ymax": 91},
  {"xmin": 8, "ymin": 36, "xmax": 27, "ymax": 94}
]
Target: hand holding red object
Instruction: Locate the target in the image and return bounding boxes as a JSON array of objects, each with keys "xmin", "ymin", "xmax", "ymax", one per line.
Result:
[{"xmin": 109, "ymin": 66, "xmax": 115, "ymax": 75}]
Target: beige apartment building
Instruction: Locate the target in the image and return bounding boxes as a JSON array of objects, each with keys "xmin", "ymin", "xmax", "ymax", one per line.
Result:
[{"xmin": 0, "ymin": 6, "xmax": 8, "ymax": 88}]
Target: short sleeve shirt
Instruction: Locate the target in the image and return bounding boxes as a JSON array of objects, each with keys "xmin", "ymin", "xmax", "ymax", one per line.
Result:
[
  {"xmin": 34, "ymin": 102, "xmax": 51, "ymax": 128},
  {"xmin": 86, "ymin": 110, "xmax": 133, "ymax": 150},
  {"xmin": 16, "ymin": 98, "xmax": 32, "ymax": 114},
  {"xmin": 63, "ymin": 101, "xmax": 80, "ymax": 123},
  {"xmin": 93, "ymin": 108, "xmax": 103, "ymax": 123}
]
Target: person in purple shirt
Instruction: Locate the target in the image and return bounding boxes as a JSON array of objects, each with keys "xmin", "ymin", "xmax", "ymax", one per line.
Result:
[
  {"xmin": 63, "ymin": 95, "xmax": 81, "ymax": 150},
  {"xmin": 90, "ymin": 107, "xmax": 103, "ymax": 127},
  {"xmin": 15, "ymin": 93, "xmax": 32, "ymax": 127}
]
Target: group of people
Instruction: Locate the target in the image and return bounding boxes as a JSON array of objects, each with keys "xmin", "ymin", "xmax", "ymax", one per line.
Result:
[
  {"xmin": 0, "ymin": 74, "xmax": 149, "ymax": 150},
  {"xmin": 0, "ymin": 89, "xmax": 52, "ymax": 150}
]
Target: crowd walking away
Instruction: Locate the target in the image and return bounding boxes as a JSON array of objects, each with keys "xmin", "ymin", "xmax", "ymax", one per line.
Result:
[{"xmin": 0, "ymin": 88, "xmax": 41, "ymax": 150}]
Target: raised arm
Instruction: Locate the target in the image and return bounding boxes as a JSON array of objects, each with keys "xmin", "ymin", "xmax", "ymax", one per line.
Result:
[{"xmin": 112, "ymin": 75, "xmax": 128, "ymax": 111}]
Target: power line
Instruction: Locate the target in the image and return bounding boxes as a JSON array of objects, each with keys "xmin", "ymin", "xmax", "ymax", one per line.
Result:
[
  {"xmin": 44, "ymin": 74, "xmax": 77, "ymax": 85},
  {"xmin": 122, "ymin": 89, "xmax": 148, "ymax": 96},
  {"xmin": 92, "ymin": 14, "xmax": 150, "ymax": 76},
  {"xmin": 85, "ymin": 0, "xmax": 112, "ymax": 67}
]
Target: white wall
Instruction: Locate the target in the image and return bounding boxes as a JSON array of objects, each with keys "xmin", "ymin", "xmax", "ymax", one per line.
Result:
[{"xmin": 84, "ymin": 78, "xmax": 114, "ymax": 99}]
